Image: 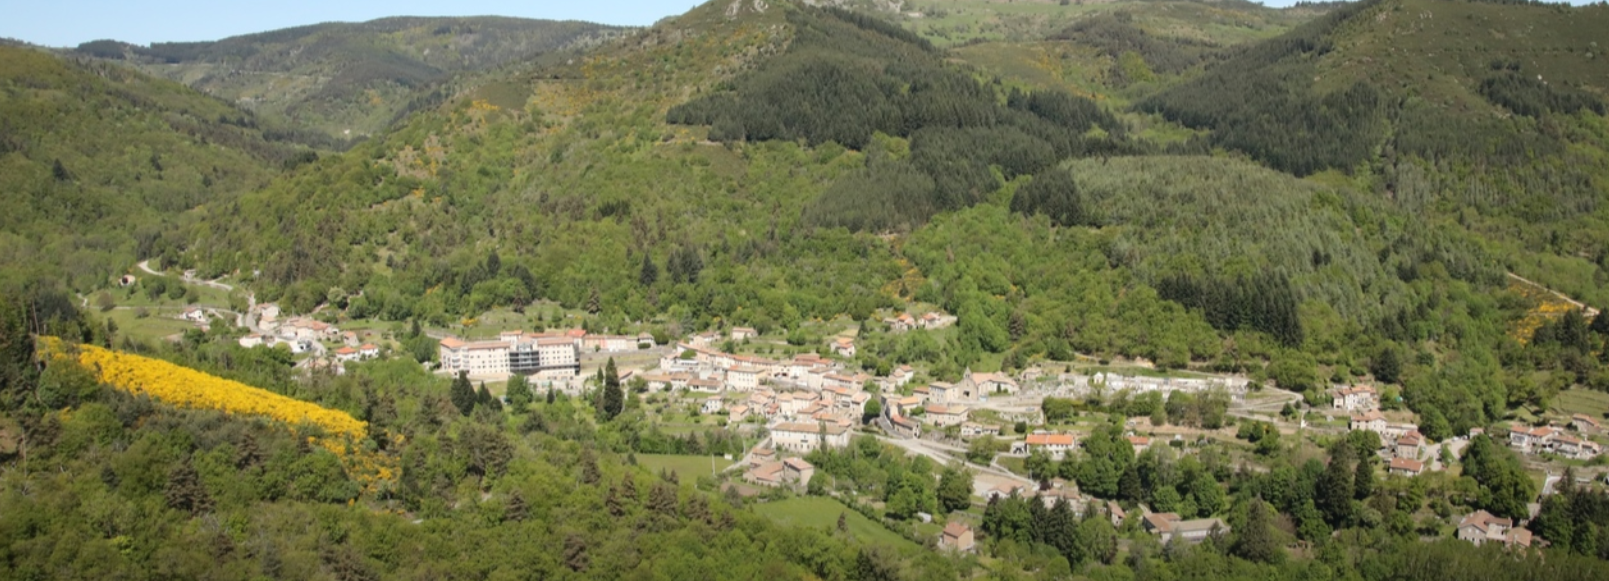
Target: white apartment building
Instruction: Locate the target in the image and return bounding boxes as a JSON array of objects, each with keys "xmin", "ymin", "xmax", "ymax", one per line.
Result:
[
  {"xmin": 770, "ymin": 422, "xmax": 850, "ymax": 453},
  {"xmin": 438, "ymin": 333, "xmax": 581, "ymax": 379}
]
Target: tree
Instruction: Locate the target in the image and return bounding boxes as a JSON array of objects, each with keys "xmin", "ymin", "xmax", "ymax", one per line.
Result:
[
  {"xmin": 505, "ymin": 374, "xmax": 532, "ymax": 411},
  {"xmin": 504, "ymin": 492, "xmax": 528, "ymax": 522},
  {"xmin": 1073, "ymin": 515, "xmax": 1119, "ymax": 565},
  {"xmin": 601, "ymin": 358, "xmax": 624, "ymax": 421},
  {"xmin": 586, "ymin": 286, "xmax": 601, "ymax": 314},
  {"xmin": 1353, "ymin": 455, "xmax": 1375, "ymax": 500},
  {"xmin": 1316, "ymin": 441, "xmax": 1355, "ymax": 527},
  {"xmin": 450, "ymin": 371, "xmax": 476, "ymax": 416},
  {"xmin": 1041, "ymin": 397, "xmax": 1076, "ymax": 423},
  {"xmin": 862, "ymin": 397, "xmax": 882, "ymax": 424},
  {"xmin": 1231, "ymin": 498, "xmax": 1282, "ymax": 564},
  {"xmin": 639, "ymin": 254, "xmax": 659, "ymax": 287},
  {"xmin": 1025, "ymin": 448, "xmax": 1054, "ymax": 482},
  {"xmin": 563, "ymin": 534, "xmax": 588, "ymax": 572},
  {"xmin": 1461, "ymin": 434, "xmax": 1536, "ymax": 520},
  {"xmin": 165, "ymin": 457, "xmax": 213, "ymax": 515},
  {"xmin": 1371, "ymin": 346, "xmax": 1402, "ymax": 384},
  {"xmin": 938, "ymin": 467, "xmax": 973, "ymax": 512},
  {"xmin": 837, "ymin": 511, "xmax": 849, "ymax": 533},
  {"xmin": 0, "ymin": 295, "xmax": 37, "ymax": 410}
]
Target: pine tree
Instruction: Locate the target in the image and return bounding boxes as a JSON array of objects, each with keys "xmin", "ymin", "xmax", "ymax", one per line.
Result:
[
  {"xmin": 0, "ymin": 295, "xmax": 37, "ymax": 410},
  {"xmin": 1045, "ymin": 498, "xmax": 1078, "ymax": 559},
  {"xmin": 586, "ymin": 286, "xmax": 601, "ymax": 314},
  {"xmin": 563, "ymin": 534, "xmax": 588, "ymax": 572},
  {"xmin": 546, "ymin": 387, "xmax": 556, "ymax": 405},
  {"xmin": 450, "ymin": 371, "xmax": 476, "ymax": 416},
  {"xmin": 505, "ymin": 492, "xmax": 528, "ymax": 522},
  {"xmin": 620, "ymin": 471, "xmax": 638, "ymax": 502},
  {"xmin": 1316, "ymin": 441, "xmax": 1356, "ymax": 527},
  {"xmin": 235, "ymin": 433, "xmax": 262, "ymax": 469},
  {"xmin": 165, "ymin": 457, "xmax": 213, "ymax": 515},
  {"xmin": 1231, "ymin": 497, "xmax": 1281, "ymax": 564},
  {"xmin": 606, "ymin": 484, "xmax": 626, "ymax": 516},
  {"xmin": 1353, "ymin": 455, "xmax": 1375, "ymax": 500},
  {"xmin": 650, "ymin": 482, "xmax": 679, "ymax": 516},
  {"xmin": 579, "ymin": 449, "xmax": 601, "ymax": 484},
  {"xmin": 639, "ymin": 254, "xmax": 659, "ymax": 287},
  {"xmin": 477, "ymin": 382, "xmax": 495, "ymax": 407}
]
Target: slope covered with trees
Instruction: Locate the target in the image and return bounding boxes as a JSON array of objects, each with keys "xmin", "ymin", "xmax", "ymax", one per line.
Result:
[
  {"xmin": 1137, "ymin": 0, "xmax": 1609, "ymax": 308},
  {"xmin": 77, "ymin": 17, "xmax": 626, "ymax": 145},
  {"xmin": 0, "ymin": 45, "xmax": 308, "ymax": 293}
]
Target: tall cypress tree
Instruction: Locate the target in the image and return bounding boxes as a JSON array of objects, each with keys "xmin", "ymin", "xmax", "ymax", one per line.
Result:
[
  {"xmin": 450, "ymin": 370, "xmax": 476, "ymax": 416},
  {"xmin": 602, "ymin": 357, "xmax": 624, "ymax": 421}
]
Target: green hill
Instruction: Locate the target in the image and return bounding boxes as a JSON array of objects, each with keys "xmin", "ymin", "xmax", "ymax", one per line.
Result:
[
  {"xmin": 76, "ymin": 17, "xmax": 627, "ymax": 146},
  {"xmin": 1137, "ymin": 0, "xmax": 1609, "ymax": 306},
  {"xmin": 0, "ymin": 45, "xmax": 308, "ymax": 292}
]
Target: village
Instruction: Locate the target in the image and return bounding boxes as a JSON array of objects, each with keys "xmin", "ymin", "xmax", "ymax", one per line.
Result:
[{"xmin": 164, "ymin": 295, "xmax": 1609, "ymax": 553}]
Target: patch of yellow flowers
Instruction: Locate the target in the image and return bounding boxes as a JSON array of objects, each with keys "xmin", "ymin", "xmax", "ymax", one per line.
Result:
[
  {"xmin": 1507, "ymin": 279, "xmax": 1580, "ymax": 345},
  {"xmin": 44, "ymin": 338, "xmax": 396, "ymax": 492}
]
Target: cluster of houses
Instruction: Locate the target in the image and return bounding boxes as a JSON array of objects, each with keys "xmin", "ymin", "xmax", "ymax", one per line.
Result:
[
  {"xmin": 1035, "ymin": 370, "xmax": 1250, "ymax": 400},
  {"xmin": 1005, "ymin": 431, "xmax": 1152, "ymax": 461},
  {"xmin": 1336, "ymin": 385, "xmax": 1437, "ymax": 477},
  {"xmin": 723, "ymin": 387, "xmax": 870, "ymax": 434},
  {"xmin": 333, "ymin": 344, "xmax": 381, "ymax": 362},
  {"xmin": 741, "ymin": 448, "xmax": 817, "ymax": 489},
  {"xmin": 882, "ymin": 311, "xmax": 956, "ymax": 333},
  {"xmin": 234, "ymin": 305, "xmax": 331, "ymax": 354},
  {"xmin": 1456, "ymin": 510, "xmax": 1534, "ymax": 549},
  {"xmin": 1508, "ymin": 415, "xmax": 1604, "ymax": 460}
]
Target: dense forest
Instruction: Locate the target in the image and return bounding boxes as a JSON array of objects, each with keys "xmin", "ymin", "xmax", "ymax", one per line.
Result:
[
  {"xmin": 0, "ymin": 45, "xmax": 308, "ymax": 293},
  {"xmin": 74, "ymin": 17, "xmax": 626, "ymax": 144}
]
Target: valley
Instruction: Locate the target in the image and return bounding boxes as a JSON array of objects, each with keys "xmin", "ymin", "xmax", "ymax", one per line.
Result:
[{"xmin": 5, "ymin": 0, "xmax": 1609, "ymax": 579}]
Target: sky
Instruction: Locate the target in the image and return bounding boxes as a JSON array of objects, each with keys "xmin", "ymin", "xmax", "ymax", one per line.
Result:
[{"xmin": 0, "ymin": 0, "xmax": 705, "ymax": 47}]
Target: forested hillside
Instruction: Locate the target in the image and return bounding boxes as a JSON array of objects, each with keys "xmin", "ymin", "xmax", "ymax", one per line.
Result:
[
  {"xmin": 11, "ymin": 0, "xmax": 1609, "ymax": 578},
  {"xmin": 76, "ymin": 17, "xmax": 626, "ymax": 145},
  {"xmin": 1138, "ymin": 0, "xmax": 1609, "ymax": 306},
  {"xmin": 0, "ymin": 45, "xmax": 307, "ymax": 293}
]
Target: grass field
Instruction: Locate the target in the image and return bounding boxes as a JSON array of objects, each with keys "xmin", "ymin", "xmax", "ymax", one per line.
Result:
[
  {"xmin": 106, "ymin": 308, "xmax": 200, "ymax": 343},
  {"xmin": 635, "ymin": 454, "xmax": 734, "ymax": 481},
  {"xmin": 1552, "ymin": 389, "xmax": 1609, "ymax": 421},
  {"xmin": 753, "ymin": 497, "xmax": 920, "ymax": 550}
]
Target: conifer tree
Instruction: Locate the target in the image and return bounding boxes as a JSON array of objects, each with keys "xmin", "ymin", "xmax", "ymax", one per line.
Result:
[
  {"xmin": 639, "ymin": 254, "xmax": 659, "ymax": 287},
  {"xmin": 1317, "ymin": 441, "xmax": 1356, "ymax": 527},
  {"xmin": 0, "ymin": 295, "xmax": 36, "ymax": 410},
  {"xmin": 450, "ymin": 371, "xmax": 476, "ymax": 416},
  {"xmin": 165, "ymin": 457, "xmax": 213, "ymax": 515},
  {"xmin": 505, "ymin": 492, "xmax": 528, "ymax": 523},
  {"xmin": 1231, "ymin": 497, "xmax": 1281, "ymax": 564},
  {"xmin": 1354, "ymin": 455, "xmax": 1375, "ymax": 500},
  {"xmin": 602, "ymin": 357, "xmax": 624, "ymax": 421}
]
